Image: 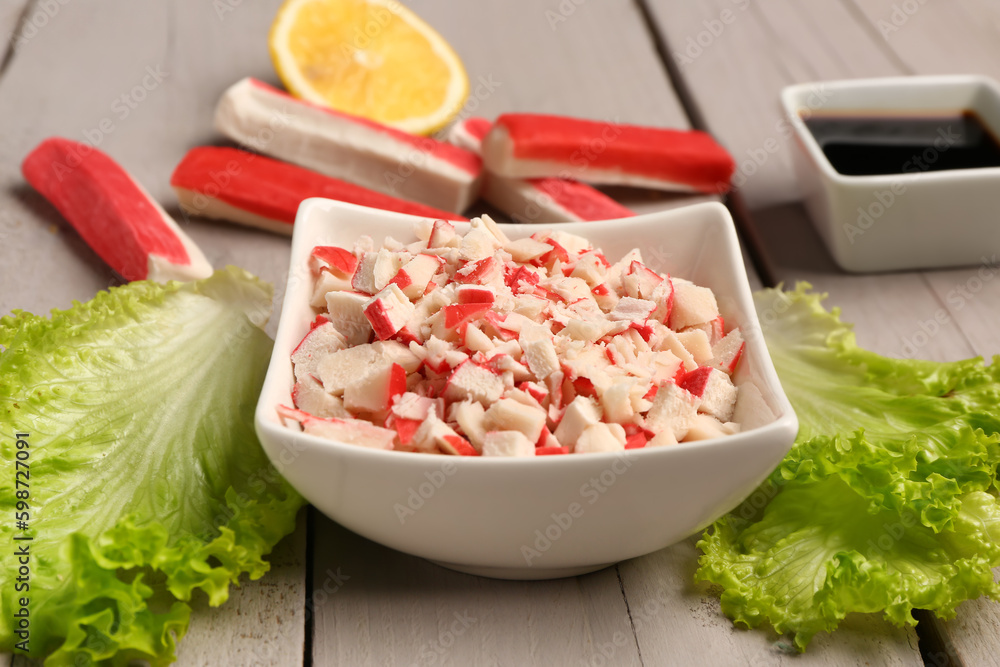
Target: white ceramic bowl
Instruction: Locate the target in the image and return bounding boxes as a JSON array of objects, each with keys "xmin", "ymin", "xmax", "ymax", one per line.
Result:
[
  {"xmin": 783, "ymin": 75, "xmax": 1000, "ymax": 273},
  {"xmin": 254, "ymin": 199, "xmax": 798, "ymax": 579}
]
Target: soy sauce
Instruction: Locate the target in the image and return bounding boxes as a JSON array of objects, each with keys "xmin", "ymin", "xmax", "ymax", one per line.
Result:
[{"xmin": 802, "ymin": 111, "xmax": 1000, "ymax": 176}]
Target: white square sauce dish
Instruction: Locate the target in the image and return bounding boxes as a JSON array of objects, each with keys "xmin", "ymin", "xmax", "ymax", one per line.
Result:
[
  {"xmin": 254, "ymin": 199, "xmax": 797, "ymax": 579},
  {"xmin": 783, "ymin": 75, "xmax": 1000, "ymax": 273}
]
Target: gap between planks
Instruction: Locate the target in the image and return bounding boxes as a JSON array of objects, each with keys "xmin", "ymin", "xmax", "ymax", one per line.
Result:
[
  {"xmin": 640, "ymin": 1, "xmax": 1000, "ymax": 665},
  {"xmin": 0, "ymin": 1, "xmax": 808, "ymax": 666},
  {"xmin": 0, "ymin": 1, "xmax": 308, "ymax": 664},
  {"xmin": 304, "ymin": 0, "xmax": 760, "ymax": 665},
  {"xmin": 0, "ymin": 0, "xmax": 34, "ymax": 77},
  {"xmin": 635, "ymin": 0, "xmax": 779, "ymax": 288}
]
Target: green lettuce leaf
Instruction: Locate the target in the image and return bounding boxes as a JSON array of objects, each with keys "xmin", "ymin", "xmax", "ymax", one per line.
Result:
[
  {"xmin": 0, "ymin": 267, "xmax": 304, "ymax": 665},
  {"xmin": 697, "ymin": 284, "xmax": 1000, "ymax": 650}
]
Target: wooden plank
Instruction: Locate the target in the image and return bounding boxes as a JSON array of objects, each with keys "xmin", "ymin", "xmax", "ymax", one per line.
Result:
[
  {"xmin": 312, "ymin": 517, "xmax": 641, "ymax": 667},
  {"xmin": 647, "ymin": 0, "xmax": 1000, "ymax": 663},
  {"xmin": 749, "ymin": 202, "xmax": 976, "ymax": 359},
  {"xmin": 0, "ymin": 2, "xmax": 757, "ymax": 666},
  {"xmin": 928, "ymin": 578, "xmax": 1000, "ymax": 667},
  {"xmin": 848, "ymin": 0, "xmax": 1000, "ymax": 78},
  {"xmin": 175, "ymin": 511, "xmax": 309, "ymax": 666},
  {"xmin": 621, "ymin": 538, "xmax": 922, "ymax": 666},
  {"xmin": 0, "ymin": 1, "xmax": 307, "ymax": 664},
  {"xmin": 879, "ymin": 261, "xmax": 1000, "ymax": 665},
  {"xmin": 921, "ymin": 267, "xmax": 1000, "ymax": 362},
  {"xmin": 0, "ymin": 0, "xmax": 30, "ymax": 67},
  {"xmin": 637, "ymin": 1, "xmax": 950, "ymax": 662},
  {"xmin": 646, "ymin": 209, "xmax": 931, "ymax": 653},
  {"xmin": 886, "ymin": 234, "xmax": 1000, "ymax": 667},
  {"xmin": 835, "ymin": 3, "xmax": 1000, "ymax": 662},
  {"xmin": 643, "ymin": 0, "xmax": 901, "ymax": 210},
  {"xmin": 414, "ymin": 0, "xmax": 758, "ymax": 280},
  {"xmin": 0, "ymin": 4, "xmax": 29, "ymax": 661},
  {"xmin": 410, "ymin": 0, "xmax": 690, "ymax": 125},
  {"xmin": 301, "ymin": 1, "xmax": 754, "ymax": 665},
  {"xmin": 0, "ymin": 0, "xmax": 294, "ymax": 335},
  {"xmin": 409, "ymin": 0, "xmax": 712, "ymax": 219},
  {"xmin": 641, "ymin": 0, "xmax": 1000, "ymax": 353},
  {"xmin": 639, "ymin": 0, "xmax": 989, "ymax": 386}
]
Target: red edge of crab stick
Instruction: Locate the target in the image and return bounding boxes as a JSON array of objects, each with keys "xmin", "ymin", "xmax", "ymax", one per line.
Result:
[
  {"xmin": 447, "ymin": 117, "xmax": 635, "ymax": 224},
  {"xmin": 22, "ymin": 137, "xmax": 213, "ymax": 283},
  {"xmin": 213, "ymin": 77, "xmax": 484, "ymax": 214},
  {"xmin": 447, "ymin": 117, "xmax": 493, "ymax": 152},
  {"xmin": 481, "ymin": 113, "xmax": 736, "ymax": 194},
  {"xmin": 171, "ymin": 146, "xmax": 468, "ymax": 235}
]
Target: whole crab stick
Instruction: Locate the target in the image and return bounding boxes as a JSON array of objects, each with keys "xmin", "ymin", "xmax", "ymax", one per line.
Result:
[
  {"xmin": 448, "ymin": 117, "xmax": 635, "ymax": 224},
  {"xmin": 214, "ymin": 78, "xmax": 483, "ymax": 213},
  {"xmin": 481, "ymin": 113, "xmax": 735, "ymax": 194},
  {"xmin": 22, "ymin": 137, "xmax": 213, "ymax": 283},
  {"xmin": 171, "ymin": 147, "xmax": 467, "ymax": 235}
]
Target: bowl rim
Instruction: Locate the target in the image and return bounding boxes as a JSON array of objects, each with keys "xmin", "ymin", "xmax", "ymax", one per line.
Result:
[
  {"xmin": 780, "ymin": 74, "xmax": 1000, "ymax": 186},
  {"xmin": 254, "ymin": 198, "xmax": 799, "ymax": 468}
]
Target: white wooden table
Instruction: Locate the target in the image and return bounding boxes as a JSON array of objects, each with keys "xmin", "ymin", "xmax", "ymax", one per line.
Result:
[{"xmin": 2, "ymin": 1, "xmax": 998, "ymax": 665}]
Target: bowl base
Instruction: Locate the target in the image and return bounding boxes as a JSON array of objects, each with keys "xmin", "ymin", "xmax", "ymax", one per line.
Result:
[{"xmin": 429, "ymin": 559, "xmax": 616, "ymax": 580}]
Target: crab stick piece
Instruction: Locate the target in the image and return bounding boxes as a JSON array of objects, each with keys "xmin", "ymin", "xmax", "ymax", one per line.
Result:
[
  {"xmin": 447, "ymin": 117, "xmax": 634, "ymax": 224},
  {"xmin": 481, "ymin": 113, "xmax": 735, "ymax": 194},
  {"xmin": 22, "ymin": 137, "xmax": 212, "ymax": 283},
  {"xmin": 171, "ymin": 147, "xmax": 466, "ymax": 235},
  {"xmin": 447, "ymin": 117, "xmax": 494, "ymax": 153},
  {"xmin": 214, "ymin": 78, "xmax": 483, "ymax": 213}
]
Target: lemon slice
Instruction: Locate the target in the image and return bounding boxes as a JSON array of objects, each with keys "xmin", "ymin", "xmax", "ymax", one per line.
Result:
[{"xmin": 269, "ymin": 0, "xmax": 469, "ymax": 135}]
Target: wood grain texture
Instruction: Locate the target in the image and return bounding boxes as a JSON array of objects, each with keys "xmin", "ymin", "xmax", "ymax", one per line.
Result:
[
  {"xmin": 641, "ymin": 0, "xmax": 996, "ymax": 356},
  {"xmin": 779, "ymin": 3, "xmax": 1000, "ymax": 663},
  {"xmin": 0, "ymin": 0, "xmax": 31, "ymax": 70},
  {"xmin": 0, "ymin": 1, "xmax": 888, "ymax": 667},
  {"xmin": 642, "ymin": 0, "xmax": 1000, "ymax": 358},
  {"xmin": 408, "ymin": 0, "xmax": 716, "ymax": 220},
  {"xmin": 636, "ymin": 1, "xmax": 1000, "ymax": 663},
  {"xmin": 313, "ymin": 518, "xmax": 641, "ymax": 667},
  {"xmin": 849, "ymin": 0, "xmax": 1000, "ymax": 78},
  {"xmin": 174, "ymin": 511, "xmax": 308, "ymax": 667},
  {"xmin": 644, "ymin": 0, "xmax": 901, "ymax": 210},
  {"xmin": 931, "ymin": 572, "xmax": 1000, "ymax": 667},
  {"xmin": 0, "ymin": 1, "xmax": 306, "ymax": 664},
  {"xmin": 749, "ymin": 202, "xmax": 977, "ymax": 359},
  {"xmin": 621, "ymin": 538, "xmax": 922, "ymax": 667},
  {"xmin": 0, "ymin": 0, "xmax": 293, "ymax": 335},
  {"xmin": 410, "ymin": 0, "xmax": 689, "ymax": 124},
  {"xmin": 0, "ymin": 1, "xmax": 741, "ymax": 666},
  {"xmin": 302, "ymin": 2, "xmax": 742, "ymax": 665}
]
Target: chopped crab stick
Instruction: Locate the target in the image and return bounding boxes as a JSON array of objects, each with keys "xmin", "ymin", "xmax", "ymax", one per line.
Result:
[
  {"xmin": 214, "ymin": 78, "xmax": 483, "ymax": 213},
  {"xmin": 287, "ymin": 216, "xmax": 744, "ymax": 455},
  {"xmin": 171, "ymin": 147, "xmax": 466, "ymax": 235},
  {"xmin": 22, "ymin": 137, "xmax": 213, "ymax": 283},
  {"xmin": 447, "ymin": 117, "xmax": 635, "ymax": 224},
  {"xmin": 481, "ymin": 113, "xmax": 736, "ymax": 194}
]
